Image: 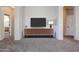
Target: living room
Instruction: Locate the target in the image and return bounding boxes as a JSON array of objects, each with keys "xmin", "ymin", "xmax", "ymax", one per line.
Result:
[
  {"xmin": 23, "ymin": 6, "xmax": 58, "ymax": 38},
  {"xmin": 1, "ymin": 6, "xmax": 79, "ymax": 52},
  {"xmin": 0, "ymin": 6, "xmax": 65, "ymax": 40},
  {"xmin": 1, "ymin": 0, "xmax": 79, "ymax": 59}
]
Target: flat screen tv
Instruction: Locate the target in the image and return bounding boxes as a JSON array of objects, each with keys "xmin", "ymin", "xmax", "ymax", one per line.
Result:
[{"xmin": 31, "ymin": 18, "xmax": 46, "ymax": 27}]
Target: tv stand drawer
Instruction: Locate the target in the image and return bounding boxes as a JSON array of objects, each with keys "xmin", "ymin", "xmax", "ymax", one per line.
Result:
[{"xmin": 24, "ymin": 28, "xmax": 53, "ymax": 36}]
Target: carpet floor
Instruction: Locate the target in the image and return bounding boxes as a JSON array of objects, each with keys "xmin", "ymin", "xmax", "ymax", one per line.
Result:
[{"xmin": 0, "ymin": 37, "xmax": 79, "ymax": 52}]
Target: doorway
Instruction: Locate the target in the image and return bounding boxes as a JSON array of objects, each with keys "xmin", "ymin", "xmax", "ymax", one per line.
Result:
[
  {"xmin": 4, "ymin": 15, "xmax": 11, "ymax": 39},
  {"xmin": 1, "ymin": 6, "xmax": 15, "ymax": 40},
  {"xmin": 63, "ymin": 6, "xmax": 75, "ymax": 39}
]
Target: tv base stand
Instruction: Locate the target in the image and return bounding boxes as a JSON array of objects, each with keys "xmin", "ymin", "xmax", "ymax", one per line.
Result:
[{"xmin": 24, "ymin": 28, "xmax": 53, "ymax": 37}]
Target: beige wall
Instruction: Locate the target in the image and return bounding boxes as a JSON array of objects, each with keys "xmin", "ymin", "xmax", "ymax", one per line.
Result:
[
  {"xmin": 56, "ymin": 6, "xmax": 63, "ymax": 40},
  {"xmin": 74, "ymin": 7, "xmax": 79, "ymax": 40},
  {"xmin": 63, "ymin": 7, "xmax": 67, "ymax": 35},
  {"xmin": 14, "ymin": 7, "xmax": 23, "ymax": 40},
  {"xmin": 24, "ymin": 6, "xmax": 58, "ymax": 28},
  {"xmin": 0, "ymin": 7, "xmax": 4, "ymax": 40}
]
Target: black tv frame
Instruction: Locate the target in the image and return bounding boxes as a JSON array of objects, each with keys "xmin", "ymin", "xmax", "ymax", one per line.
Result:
[{"xmin": 31, "ymin": 18, "xmax": 46, "ymax": 27}]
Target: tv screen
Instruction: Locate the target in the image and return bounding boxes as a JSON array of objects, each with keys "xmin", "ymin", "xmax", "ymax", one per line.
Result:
[{"xmin": 31, "ymin": 18, "xmax": 46, "ymax": 27}]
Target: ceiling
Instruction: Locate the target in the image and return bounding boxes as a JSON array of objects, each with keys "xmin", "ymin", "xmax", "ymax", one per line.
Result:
[{"xmin": 1, "ymin": 6, "xmax": 15, "ymax": 16}]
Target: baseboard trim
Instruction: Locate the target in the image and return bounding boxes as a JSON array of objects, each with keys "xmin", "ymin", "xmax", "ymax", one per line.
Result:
[
  {"xmin": 64, "ymin": 35, "xmax": 74, "ymax": 37},
  {"xmin": 24, "ymin": 35, "xmax": 53, "ymax": 38}
]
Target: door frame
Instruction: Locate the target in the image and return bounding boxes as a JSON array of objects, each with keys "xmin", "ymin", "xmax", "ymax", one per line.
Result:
[{"xmin": 63, "ymin": 6, "xmax": 75, "ymax": 39}]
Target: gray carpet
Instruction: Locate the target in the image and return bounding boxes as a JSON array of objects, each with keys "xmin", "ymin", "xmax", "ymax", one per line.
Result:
[{"xmin": 0, "ymin": 38, "xmax": 79, "ymax": 52}]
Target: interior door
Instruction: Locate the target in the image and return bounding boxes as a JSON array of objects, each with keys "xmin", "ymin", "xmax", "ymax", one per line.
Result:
[{"xmin": 65, "ymin": 15, "xmax": 74, "ymax": 36}]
